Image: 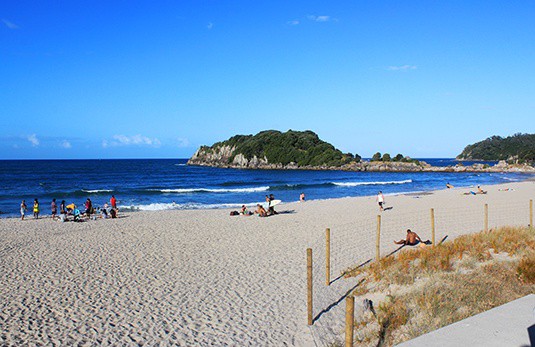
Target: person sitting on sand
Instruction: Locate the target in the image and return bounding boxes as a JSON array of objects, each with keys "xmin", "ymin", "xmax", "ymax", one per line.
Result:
[
  {"xmin": 446, "ymin": 183, "xmax": 454, "ymax": 189},
  {"xmin": 240, "ymin": 205, "xmax": 252, "ymax": 216},
  {"xmin": 394, "ymin": 229, "xmax": 423, "ymax": 246},
  {"xmin": 476, "ymin": 185, "xmax": 487, "ymax": 194},
  {"xmin": 66, "ymin": 203, "xmax": 76, "ymax": 215},
  {"xmin": 255, "ymin": 204, "xmax": 267, "ymax": 217}
]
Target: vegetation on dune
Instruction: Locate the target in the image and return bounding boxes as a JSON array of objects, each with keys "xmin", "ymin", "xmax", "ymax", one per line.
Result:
[
  {"xmin": 210, "ymin": 130, "xmax": 360, "ymax": 167},
  {"xmin": 341, "ymin": 226, "xmax": 535, "ymax": 347},
  {"xmin": 457, "ymin": 133, "xmax": 535, "ymax": 163}
]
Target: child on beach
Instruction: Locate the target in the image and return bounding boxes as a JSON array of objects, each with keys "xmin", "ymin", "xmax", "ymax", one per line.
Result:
[
  {"xmin": 33, "ymin": 199, "xmax": 40, "ymax": 219},
  {"xmin": 20, "ymin": 200, "xmax": 27, "ymax": 220}
]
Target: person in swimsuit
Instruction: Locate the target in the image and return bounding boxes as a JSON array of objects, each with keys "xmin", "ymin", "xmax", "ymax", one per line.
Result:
[
  {"xmin": 51, "ymin": 198, "xmax": 58, "ymax": 220},
  {"xmin": 255, "ymin": 204, "xmax": 267, "ymax": 217},
  {"xmin": 394, "ymin": 229, "xmax": 423, "ymax": 246}
]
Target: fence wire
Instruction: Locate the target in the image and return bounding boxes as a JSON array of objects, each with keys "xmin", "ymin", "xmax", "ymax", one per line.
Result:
[{"xmin": 307, "ymin": 198, "xmax": 533, "ymax": 347}]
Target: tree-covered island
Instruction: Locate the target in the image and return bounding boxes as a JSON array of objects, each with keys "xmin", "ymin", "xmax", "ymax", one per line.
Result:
[{"xmin": 188, "ymin": 130, "xmax": 535, "ymax": 172}]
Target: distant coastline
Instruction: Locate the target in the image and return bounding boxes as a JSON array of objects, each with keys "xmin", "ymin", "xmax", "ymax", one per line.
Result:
[{"xmin": 188, "ymin": 158, "xmax": 535, "ymax": 173}]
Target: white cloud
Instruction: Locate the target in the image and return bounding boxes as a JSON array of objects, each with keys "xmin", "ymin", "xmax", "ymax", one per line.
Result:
[
  {"xmin": 207, "ymin": 22, "xmax": 213, "ymax": 30},
  {"xmin": 27, "ymin": 134, "xmax": 39, "ymax": 147},
  {"xmin": 387, "ymin": 65, "xmax": 417, "ymax": 71},
  {"xmin": 287, "ymin": 20, "xmax": 300, "ymax": 26},
  {"xmin": 2, "ymin": 19, "xmax": 19, "ymax": 29},
  {"xmin": 176, "ymin": 137, "xmax": 190, "ymax": 148},
  {"xmin": 60, "ymin": 140, "xmax": 72, "ymax": 149},
  {"xmin": 102, "ymin": 134, "xmax": 161, "ymax": 148},
  {"xmin": 307, "ymin": 15, "xmax": 330, "ymax": 22}
]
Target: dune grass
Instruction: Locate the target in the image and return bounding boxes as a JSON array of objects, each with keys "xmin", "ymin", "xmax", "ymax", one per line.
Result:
[{"xmin": 343, "ymin": 226, "xmax": 535, "ymax": 347}]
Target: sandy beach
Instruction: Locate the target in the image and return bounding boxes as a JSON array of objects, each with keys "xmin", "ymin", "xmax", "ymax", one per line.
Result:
[{"xmin": 1, "ymin": 181, "xmax": 534, "ymax": 346}]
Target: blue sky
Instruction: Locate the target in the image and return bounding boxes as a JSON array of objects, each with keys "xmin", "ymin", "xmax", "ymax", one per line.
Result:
[{"xmin": 1, "ymin": 1, "xmax": 534, "ymax": 159}]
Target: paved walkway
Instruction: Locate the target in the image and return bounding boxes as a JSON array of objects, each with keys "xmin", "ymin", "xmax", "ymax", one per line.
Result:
[{"xmin": 396, "ymin": 294, "xmax": 535, "ymax": 347}]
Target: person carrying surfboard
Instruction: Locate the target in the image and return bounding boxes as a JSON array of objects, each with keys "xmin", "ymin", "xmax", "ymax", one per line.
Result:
[{"xmin": 268, "ymin": 194, "xmax": 278, "ymax": 215}]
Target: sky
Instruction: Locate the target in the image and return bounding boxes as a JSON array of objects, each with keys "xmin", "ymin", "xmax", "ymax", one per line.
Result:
[{"xmin": 1, "ymin": 1, "xmax": 534, "ymax": 159}]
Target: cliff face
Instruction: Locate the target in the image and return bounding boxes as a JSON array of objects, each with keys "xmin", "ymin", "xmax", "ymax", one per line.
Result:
[{"xmin": 188, "ymin": 145, "xmax": 270, "ymax": 169}]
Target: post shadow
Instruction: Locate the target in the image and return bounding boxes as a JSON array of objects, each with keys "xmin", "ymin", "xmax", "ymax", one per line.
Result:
[{"xmin": 312, "ymin": 278, "xmax": 365, "ymax": 324}]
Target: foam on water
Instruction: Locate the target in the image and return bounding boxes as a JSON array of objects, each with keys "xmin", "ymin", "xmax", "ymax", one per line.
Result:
[{"xmin": 332, "ymin": 179, "xmax": 412, "ymax": 187}]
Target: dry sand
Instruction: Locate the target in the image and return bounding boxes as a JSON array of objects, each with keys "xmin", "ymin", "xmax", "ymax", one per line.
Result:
[{"xmin": 1, "ymin": 181, "xmax": 534, "ymax": 346}]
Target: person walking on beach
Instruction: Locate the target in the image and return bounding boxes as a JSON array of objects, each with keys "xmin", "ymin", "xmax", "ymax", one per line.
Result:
[
  {"xmin": 51, "ymin": 198, "xmax": 58, "ymax": 220},
  {"xmin": 376, "ymin": 191, "xmax": 385, "ymax": 212},
  {"xmin": 20, "ymin": 200, "xmax": 27, "ymax": 220},
  {"xmin": 33, "ymin": 199, "xmax": 40, "ymax": 219}
]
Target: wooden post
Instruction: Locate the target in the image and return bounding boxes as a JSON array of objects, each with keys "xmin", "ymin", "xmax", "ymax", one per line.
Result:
[
  {"xmin": 376, "ymin": 215, "xmax": 381, "ymax": 262},
  {"xmin": 430, "ymin": 208, "xmax": 435, "ymax": 247},
  {"xmin": 484, "ymin": 203, "xmax": 488, "ymax": 232},
  {"xmin": 326, "ymin": 228, "xmax": 331, "ymax": 286},
  {"xmin": 345, "ymin": 296, "xmax": 355, "ymax": 347},
  {"xmin": 307, "ymin": 248, "xmax": 313, "ymax": 325},
  {"xmin": 530, "ymin": 199, "xmax": 533, "ymax": 230}
]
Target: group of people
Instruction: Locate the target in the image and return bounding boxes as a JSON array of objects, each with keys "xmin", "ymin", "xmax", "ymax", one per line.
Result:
[
  {"xmin": 233, "ymin": 194, "xmax": 280, "ymax": 217},
  {"xmin": 20, "ymin": 195, "xmax": 119, "ymax": 221}
]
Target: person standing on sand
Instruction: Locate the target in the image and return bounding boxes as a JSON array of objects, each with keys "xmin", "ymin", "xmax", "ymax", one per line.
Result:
[
  {"xmin": 376, "ymin": 191, "xmax": 385, "ymax": 212},
  {"xmin": 51, "ymin": 198, "xmax": 57, "ymax": 220},
  {"xmin": 33, "ymin": 199, "xmax": 40, "ymax": 219},
  {"xmin": 300, "ymin": 193, "xmax": 305, "ymax": 202},
  {"xmin": 110, "ymin": 195, "xmax": 118, "ymax": 217},
  {"xmin": 85, "ymin": 198, "xmax": 92, "ymax": 218},
  {"xmin": 20, "ymin": 200, "xmax": 27, "ymax": 220},
  {"xmin": 60, "ymin": 200, "xmax": 66, "ymax": 215}
]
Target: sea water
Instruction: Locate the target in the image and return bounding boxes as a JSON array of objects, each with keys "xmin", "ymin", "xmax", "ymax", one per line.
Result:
[{"xmin": 0, "ymin": 158, "xmax": 531, "ymax": 217}]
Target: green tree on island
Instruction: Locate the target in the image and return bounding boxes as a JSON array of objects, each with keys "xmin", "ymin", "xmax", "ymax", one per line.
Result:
[{"xmin": 372, "ymin": 152, "xmax": 382, "ymax": 161}]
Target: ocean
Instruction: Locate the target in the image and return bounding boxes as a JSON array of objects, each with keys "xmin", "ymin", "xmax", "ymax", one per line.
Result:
[{"xmin": 0, "ymin": 158, "xmax": 531, "ymax": 217}]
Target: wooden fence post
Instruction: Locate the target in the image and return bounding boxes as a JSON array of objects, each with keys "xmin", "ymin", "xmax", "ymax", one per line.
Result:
[
  {"xmin": 430, "ymin": 208, "xmax": 435, "ymax": 247},
  {"xmin": 530, "ymin": 199, "xmax": 533, "ymax": 230},
  {"xmin": 376, "ymin": 215, "xmax": 381, "ymax": 262},
  {"xmin": 326, "ymin": 228, "xmax": 331, "ymax": 286},
  {"xmin": 345, "ymin": 296, "xmax": 355, "ymax": 347},
  {"xmin": 307, "ymin": 248, "xmax": 313, "ymax": 325},
  {"xmin": 484, "ymin": 203, "xmax": 488, "ymax": 232}
]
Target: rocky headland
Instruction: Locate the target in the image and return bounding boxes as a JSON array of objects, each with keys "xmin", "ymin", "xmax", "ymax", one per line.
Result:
[{"xmin": 187, "ymin": 130, "xmax": 535, "ymax": 173}]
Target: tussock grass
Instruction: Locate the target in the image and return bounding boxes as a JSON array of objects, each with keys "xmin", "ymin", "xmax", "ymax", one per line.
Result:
[{"xmin": 346, "ymin": 226, "xmax": 535, "ymax": 347}]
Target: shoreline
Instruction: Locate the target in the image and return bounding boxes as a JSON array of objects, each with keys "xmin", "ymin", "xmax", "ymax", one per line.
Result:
[{"xmin": 1, "ymin": 176, "xmax": 533, "ymax": 219}]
